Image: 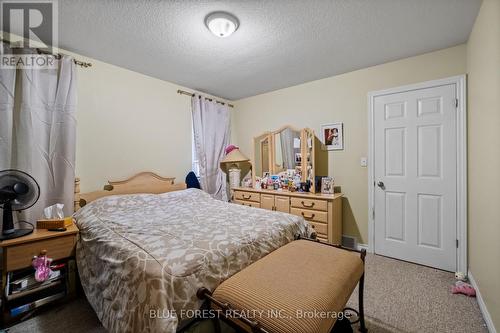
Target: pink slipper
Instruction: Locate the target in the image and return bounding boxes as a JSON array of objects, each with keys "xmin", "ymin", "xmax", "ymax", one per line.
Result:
[{"xmin": 451, "ymin": 281, "xmax": 476, "ymax": 297}]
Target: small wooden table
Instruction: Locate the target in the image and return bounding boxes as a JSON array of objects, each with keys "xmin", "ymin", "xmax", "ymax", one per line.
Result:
[
  {"xmin": 0, "ymin": 224, "xmax": 79, "ymax": 272},
  {"xmin": 0, "ymin": 224, "xmax": 79, "ymax": 325}
]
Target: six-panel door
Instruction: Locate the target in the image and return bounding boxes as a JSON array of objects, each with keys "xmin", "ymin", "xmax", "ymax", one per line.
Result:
[{"xmin": 374, "ymin": 83, "xmax": 457, "ymax": 271}]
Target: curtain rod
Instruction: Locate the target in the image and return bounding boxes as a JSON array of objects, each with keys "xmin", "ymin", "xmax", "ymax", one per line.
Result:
[
  {"xmin": 177, "ymin": 89, "xmax": 234, "ymax": 108},
  {"xmin": 1, "ymin": 38, "xmax": 92, "ymax": 68}
]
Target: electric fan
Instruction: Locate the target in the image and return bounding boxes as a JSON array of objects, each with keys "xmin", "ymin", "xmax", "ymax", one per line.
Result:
[{"xmin": 0, "ymin": 169, "xmax": 40, "ymax": 240}]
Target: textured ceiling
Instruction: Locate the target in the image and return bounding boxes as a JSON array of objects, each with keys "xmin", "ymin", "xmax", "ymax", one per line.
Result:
[{"xmin": 59, "ymin": 0, "xmax": 481, "ymax": 100}]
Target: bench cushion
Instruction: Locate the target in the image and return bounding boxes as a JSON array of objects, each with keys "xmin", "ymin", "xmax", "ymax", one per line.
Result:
[{"xmin": 212, "ymin": 240, "xmax": 364, "ymax": 333}]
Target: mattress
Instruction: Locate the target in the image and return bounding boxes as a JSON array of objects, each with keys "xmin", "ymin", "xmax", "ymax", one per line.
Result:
[{"xmin": 74, "ymin": 188, "xmax": 313, "ymax": 333}]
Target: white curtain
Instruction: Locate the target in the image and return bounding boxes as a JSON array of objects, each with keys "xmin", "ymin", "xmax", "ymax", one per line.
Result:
[
  {"xmin": 0, "ymin": 43, "xmax": 16, "ymax": 169},
  {"xmin": 191, "ymin": 95, "xmax": 230, "ymax": 201},
  {"xmin": 0, "ymin": 50, "xmax": 77, "ymax": 221}
]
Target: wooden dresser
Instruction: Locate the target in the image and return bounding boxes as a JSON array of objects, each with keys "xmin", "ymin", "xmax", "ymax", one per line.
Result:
[{"xmin": 233, "ymin": 187, "xmax": 343, "ymax": 244}]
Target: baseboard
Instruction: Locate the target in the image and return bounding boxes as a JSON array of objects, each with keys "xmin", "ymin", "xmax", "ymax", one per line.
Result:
[
  {"xmin": 357, "ymin": 243, "xmax": 368, "ymax": 251},
  {"xmin": 468, "ymin": 270, "xmax": 497, "ymax": 333}
]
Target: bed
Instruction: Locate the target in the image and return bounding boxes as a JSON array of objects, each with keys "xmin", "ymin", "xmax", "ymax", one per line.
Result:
[{"xmin": 73, "ymin": 173, "xmax": 314, "ymax": 333}]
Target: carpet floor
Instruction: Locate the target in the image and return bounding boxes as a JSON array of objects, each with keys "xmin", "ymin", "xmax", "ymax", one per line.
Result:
[{"xmin": 7, "ymin": 254, "xmax": 488, "ymax": 333}]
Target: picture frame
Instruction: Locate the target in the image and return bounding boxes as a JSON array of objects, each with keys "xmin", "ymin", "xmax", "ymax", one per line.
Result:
[
  {"xmin": 321, "ymin": 122, "xmax": 344, "ymax": 150},
  {"xmin": 321, "ymin": 177, "xmax": 334, "ymax": 194},
  {"xmin": 294, "ymin": 152, "xmax": 302, "ymax": 165}
]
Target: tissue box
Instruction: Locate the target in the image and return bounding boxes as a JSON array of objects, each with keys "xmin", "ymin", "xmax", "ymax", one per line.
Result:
[{"xmin": 36, "ymin": 217, "xmax": 73, "ymax": 229}]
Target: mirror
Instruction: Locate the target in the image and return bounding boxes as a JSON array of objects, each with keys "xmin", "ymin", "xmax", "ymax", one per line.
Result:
[
  {"xmin": 253, "ymin": 133, "xmax": 272, "ymax": 178},
  {"xmin": 251, "ymin": 126, "xmax": 328, "ymax": 193},
  {"xmin": 272, "ymin": 126, "xmax": 301, "ymax": 174}
]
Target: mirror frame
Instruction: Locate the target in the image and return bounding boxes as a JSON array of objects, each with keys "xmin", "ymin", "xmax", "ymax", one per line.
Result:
[
  {"xmin": 251, "ymin": 132, "xmax": 273, "ymax": 185},
  {"xmin": 302, "ymin": 127, "xmax": 316, "ymax": 192}
]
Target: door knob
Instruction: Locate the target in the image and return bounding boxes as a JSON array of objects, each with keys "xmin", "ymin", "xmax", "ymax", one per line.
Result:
[{"xmin": 377, "ymin": 181, "xmax": 385, "ymax": 188}]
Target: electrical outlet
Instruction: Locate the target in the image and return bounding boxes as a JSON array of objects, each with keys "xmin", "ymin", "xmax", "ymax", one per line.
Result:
[{"xmin": 360, "ymin": 157, "xmax": 367, "ymax": 167}]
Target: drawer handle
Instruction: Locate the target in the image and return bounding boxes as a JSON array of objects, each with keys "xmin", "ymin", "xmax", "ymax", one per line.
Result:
[
  {"xmin": 301, "ymin": 201, "xmax": 315, "ymax": 208},
  {"xmin": 33, "ymin": 249, "xmax": 47, "ymax": 260},
  {"xmin": 242, "ymin": 194, "xmax": 251, "ymax": 199},
  {"xmin": 301, "ymin": 212, "xmax": 315, "ymax": 220}
]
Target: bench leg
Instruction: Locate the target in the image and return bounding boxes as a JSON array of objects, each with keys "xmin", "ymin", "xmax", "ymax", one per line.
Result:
[
  {"xmin": 212, "ymin": 317, "xmax": 222, "ymax": 333},
  {"xmin": 358, "ymin": 248, "xmax": 368, "ymax": 333},
  {"xmin": 358, "ymin": 272, "xmax": 367, "ymax": 333}
]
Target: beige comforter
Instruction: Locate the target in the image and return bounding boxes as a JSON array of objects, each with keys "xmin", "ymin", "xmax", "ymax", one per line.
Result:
[{"xmin": 74, "ymin": 188, "xmax": 313, "ymax": 333}]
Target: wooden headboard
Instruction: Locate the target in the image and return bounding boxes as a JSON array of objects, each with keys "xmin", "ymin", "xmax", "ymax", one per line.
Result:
[{"xmin": 74, "ymin": 172, "xmax": 187, "ymax": 211}]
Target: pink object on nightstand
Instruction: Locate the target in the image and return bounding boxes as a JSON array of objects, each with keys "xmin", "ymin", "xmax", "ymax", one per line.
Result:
[{"xmin": 32, "ymin": 251, "xmax": 52, "ymax": 282}]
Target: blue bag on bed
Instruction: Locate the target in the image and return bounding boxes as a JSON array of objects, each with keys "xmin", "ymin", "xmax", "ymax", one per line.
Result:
[{"xmin": 185, "ymin": 171, "xmax": 201, "ymax": 189}]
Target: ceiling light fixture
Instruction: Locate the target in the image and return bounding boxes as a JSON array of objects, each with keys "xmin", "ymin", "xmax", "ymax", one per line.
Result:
[{"xmin": 205, "ymin": 12, "xmax": 239, "ymax": 38}]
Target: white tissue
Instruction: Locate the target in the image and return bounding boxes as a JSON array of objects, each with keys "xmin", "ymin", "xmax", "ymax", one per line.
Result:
[{"xmin": 43, "ymin": 203, "xmax": 65, "ymax": 219}]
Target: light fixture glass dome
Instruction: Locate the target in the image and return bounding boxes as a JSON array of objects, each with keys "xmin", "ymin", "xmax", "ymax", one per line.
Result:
[{"xmin": 205, "ymin": 12, "xmax": 239, "ymax": 38}]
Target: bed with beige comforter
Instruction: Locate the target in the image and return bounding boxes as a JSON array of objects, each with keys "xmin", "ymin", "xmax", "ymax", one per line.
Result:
[{"xmin": 74, "ymin": 188, "xmax": 313, "ymax": 333}]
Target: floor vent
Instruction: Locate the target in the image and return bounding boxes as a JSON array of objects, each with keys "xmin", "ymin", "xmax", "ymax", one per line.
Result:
[{"xmin": 342, "ymin": 235, "xmax": 357, "ymax": 250}]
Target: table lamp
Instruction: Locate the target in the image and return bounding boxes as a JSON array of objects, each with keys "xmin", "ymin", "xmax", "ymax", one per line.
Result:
[{"xmin": 220, "ymin": 145, "xmax": 250, "ymax": 192}]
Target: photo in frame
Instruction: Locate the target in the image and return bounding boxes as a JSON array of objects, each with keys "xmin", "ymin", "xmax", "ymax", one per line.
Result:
[
  {"xmin": 321, "ymin": 123, "xmax": 344, "ymax": 150},
  {"xmin": 321, "ymin": 177, "xmax": 334, "ymax": 194},
  {"xmin": 294, "ymin": 152, "xmax": 302, "ymax": 165}
]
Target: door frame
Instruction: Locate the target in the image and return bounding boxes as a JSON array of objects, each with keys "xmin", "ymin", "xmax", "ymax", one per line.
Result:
[{"xmin": 367, "ymin": 75, "xmax": 467, "ymax": 274}]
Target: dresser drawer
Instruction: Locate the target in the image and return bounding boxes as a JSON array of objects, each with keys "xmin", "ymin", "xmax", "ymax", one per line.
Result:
[
  {"xmin": 290, "ymin": 197, "xmax": 327, "ymax": 211},
  {"xmin": 234, "ymin": 191, "xmax": 260, "ymax": 203},
  {"xmin": 5, "ymin": 235, "xmax": 76, "ymax": 272},
  {"xmin": 290, "ymin": 207, "xmax": 328, "ymax": 224},
  {"xmin": 309, "ymin": 221, "xmax": 328, "ymax": 237},
  {"xmin": 234, "ymin": 199, "xmax": 261, "ymax": 208}
]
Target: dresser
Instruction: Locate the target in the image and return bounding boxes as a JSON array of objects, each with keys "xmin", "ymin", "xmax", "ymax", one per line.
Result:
[{"xmin": 233, "ymin": 187, "xmax": 343, "ymax": 244}]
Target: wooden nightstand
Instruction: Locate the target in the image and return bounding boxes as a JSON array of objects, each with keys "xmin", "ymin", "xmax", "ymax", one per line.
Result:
[{"xmin": 0, "ymin": 224, "xmax": 79, "ymax": 326}]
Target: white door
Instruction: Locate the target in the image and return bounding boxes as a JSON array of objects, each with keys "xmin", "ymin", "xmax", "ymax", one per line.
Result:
[{"xmin": 374, "ymin": 83, "xmax": 457, "ymax": 271}]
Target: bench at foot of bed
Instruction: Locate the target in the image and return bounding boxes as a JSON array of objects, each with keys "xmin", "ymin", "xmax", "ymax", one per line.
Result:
[{"xmin": 197, "ymin": 238, "xmax": 367, "ymax": 333}]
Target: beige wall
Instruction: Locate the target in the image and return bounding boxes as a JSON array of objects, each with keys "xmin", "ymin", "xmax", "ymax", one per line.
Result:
[
  {"xmin": 233, "ymin": 45, "xmax": 467, "ymax": 244},
  {"xmin": 73, "ymin": 53, "xmax": 235, "ymax": 193},
  {"xmin": 467, "ymin": 0, "xmax": 500, "ymax": 329}
]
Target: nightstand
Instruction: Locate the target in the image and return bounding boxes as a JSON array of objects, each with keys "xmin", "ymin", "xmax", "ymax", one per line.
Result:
[{"xmin": 0, "ymin": 224, "xmax": 79, "ymax": 326}]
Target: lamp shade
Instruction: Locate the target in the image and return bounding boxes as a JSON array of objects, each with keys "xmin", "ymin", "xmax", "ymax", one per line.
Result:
[
  {"xmin": 220, "ymin": 148, "xmax": 249, "ymax": 164},
  {"xmin": 220, "ymin": 148, "xmax": 249, "ymax": 174}
]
